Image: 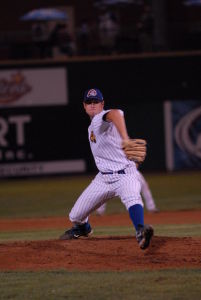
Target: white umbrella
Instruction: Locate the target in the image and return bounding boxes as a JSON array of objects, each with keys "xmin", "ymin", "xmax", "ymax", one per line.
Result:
[
  {"xmin": 183, "ymin": 0, "xmax": 201, "ymax": 5},
  {"xmin": 20, "ymin": 8, "xmax": 68, "ymax": 21},
  {"xmin": 94, "ymin": 0, "xmax": 143, "ymax": 7}
]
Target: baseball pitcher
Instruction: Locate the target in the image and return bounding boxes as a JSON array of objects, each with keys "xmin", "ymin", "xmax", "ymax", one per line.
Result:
[{"xmin": 60, "ymin": 88, "xmax": 153, "ymax": 250}]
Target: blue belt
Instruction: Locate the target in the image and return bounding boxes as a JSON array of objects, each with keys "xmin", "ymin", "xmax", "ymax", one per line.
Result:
[{"xmin": 101, "ymin": 169, "xmax": 125, "ymax": 175}]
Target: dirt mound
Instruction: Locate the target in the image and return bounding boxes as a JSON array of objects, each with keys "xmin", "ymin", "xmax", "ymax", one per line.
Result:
[
  {"xmin": 0, "ymin": 236, "xmax": 201, "ymax": 271},
  {"xmin": 1, "ymin": 210, "xmax": 201, "ymax": 271}
]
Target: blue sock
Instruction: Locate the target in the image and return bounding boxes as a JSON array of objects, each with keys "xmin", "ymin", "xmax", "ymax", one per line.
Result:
[{"xmin": 129, "ymin": 204, "xmax": 144, "ymax": 231}]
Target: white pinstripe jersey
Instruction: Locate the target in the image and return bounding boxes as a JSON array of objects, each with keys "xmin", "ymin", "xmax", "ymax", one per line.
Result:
[{"xmin": 88, "ymin": 109, "xmax": 135, "ymax": 172}]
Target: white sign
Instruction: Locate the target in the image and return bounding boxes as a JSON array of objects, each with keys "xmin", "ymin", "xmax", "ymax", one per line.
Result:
[
  {"xmin": 0, "ymin": 160, "xmax": 86, "ymax": 177},
  {"xmin": 0, "ymin": 67, "xmax": 68, "ymax": 107}
]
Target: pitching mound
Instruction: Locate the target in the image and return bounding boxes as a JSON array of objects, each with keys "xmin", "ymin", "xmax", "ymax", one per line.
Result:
[
  {"xmin": 0, "ymin": 211, "xmax": 201, "ymax": 271},
  {"xmin": 0, "ymin": 236, "xmax": 201, "ymax": 271}
]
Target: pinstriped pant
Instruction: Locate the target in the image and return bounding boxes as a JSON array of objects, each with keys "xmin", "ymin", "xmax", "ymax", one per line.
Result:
[{"xmin": 69, "ymin": 168, "xmax": 143, "ymax": 224}]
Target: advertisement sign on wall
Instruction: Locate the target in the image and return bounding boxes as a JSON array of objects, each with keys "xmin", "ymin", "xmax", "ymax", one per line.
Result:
[
  {"xmin": 0, "ymin": 67, "xmax": 87, "ymax": 177},
  {"xmin": 0, "ymin": 109, "xmax": 86, "ymax": 177},
  {"xmin": 164, "ymin": 100, "xmax": 201, "ymax": 170}
]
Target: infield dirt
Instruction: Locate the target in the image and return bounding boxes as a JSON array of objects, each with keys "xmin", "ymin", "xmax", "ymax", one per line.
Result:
[{"xmin": 0, "ymin": 210, "xmax": 201, "ymax": 271}]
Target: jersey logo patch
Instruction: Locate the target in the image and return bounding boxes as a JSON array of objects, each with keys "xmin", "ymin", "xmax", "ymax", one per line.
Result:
[{"xmin": 90, "ymin": 131, "xmax": 96, "ymax": 143}]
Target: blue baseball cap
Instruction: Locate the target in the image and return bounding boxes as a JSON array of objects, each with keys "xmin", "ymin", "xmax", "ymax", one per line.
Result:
[{"xmin": 83, "ymin": 88, "xmax": 104, "ymax": 102}]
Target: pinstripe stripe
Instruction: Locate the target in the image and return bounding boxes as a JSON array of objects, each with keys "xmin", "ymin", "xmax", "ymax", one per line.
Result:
[{"xmin": 69, "ymin": 173, "xmax": 115, "ymax": 223}]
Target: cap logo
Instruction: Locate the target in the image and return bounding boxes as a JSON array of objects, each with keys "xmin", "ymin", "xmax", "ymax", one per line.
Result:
[{"xmin": 87, "ymin": 89, "xmax": 97, "ymax": 97}]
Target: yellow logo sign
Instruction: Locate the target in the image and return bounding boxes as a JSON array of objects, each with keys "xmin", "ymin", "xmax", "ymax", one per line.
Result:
[
  {"xmin": 0, "ymin": 72, "xmax": 32, "ymax": 104},
  {"xmin": 90, "ymin": 131, "xmax": 96, "ymax": 143}
]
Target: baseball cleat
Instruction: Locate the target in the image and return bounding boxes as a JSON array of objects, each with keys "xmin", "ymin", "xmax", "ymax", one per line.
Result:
[
  {"xmin": 59, "ymin": 222, "xmax": 93, "ymax": 240},
  {"xmin": 136, "ymin": 224, "xmax": 154, "ymax": 250}
]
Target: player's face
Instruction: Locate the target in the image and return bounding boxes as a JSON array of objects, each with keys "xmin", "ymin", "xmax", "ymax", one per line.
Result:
[{"xmin": 83, "ymin": 100, "xmax": 104, "ymax": 118}]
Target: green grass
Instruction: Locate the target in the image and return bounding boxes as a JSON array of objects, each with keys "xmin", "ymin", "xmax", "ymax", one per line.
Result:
[
  {"xmin": 0, "ymin": 224, "xmax": 201, "ymax": 242},
  {"xmin": 0, "ymin": 171, "xmax": 200, "ymax": 218},
  {"xmin": 0, "ymin": 176, "xmax": 91, "ymax": 218},
  {"xmin": 146, "ymin": 171, "xmax": 201, "ymax": 211},
  {"xmin": 0, "ymin": 269, "xmax": 201, "ymax": 300}
]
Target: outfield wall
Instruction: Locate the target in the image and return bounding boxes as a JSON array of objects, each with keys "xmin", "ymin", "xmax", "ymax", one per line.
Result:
[{"xmin": 0, "ymin": 52, "xmax": 200, "ymax": 177}]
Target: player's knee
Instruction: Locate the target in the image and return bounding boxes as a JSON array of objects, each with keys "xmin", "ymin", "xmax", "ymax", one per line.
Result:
[
  {"xmin": 69, "ymin": 210, "xmax": 79, "ymax": 223},
  {"xmin": 123, "ymin": 197, "xmax": 144, "ymax": 210},
  {"xmin": 69, "ymin": 209, "xmax": 86, "ymax": 223}
]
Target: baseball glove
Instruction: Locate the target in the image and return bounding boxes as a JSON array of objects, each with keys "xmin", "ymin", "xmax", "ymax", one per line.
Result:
[{"xmin": 122, "ymin": 139, "xmax": 147, "ymax": 163}]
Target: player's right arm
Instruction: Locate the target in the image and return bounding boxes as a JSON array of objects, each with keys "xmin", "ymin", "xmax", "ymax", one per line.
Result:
[{"xmin": 104, "ymin": 109, "xmax": 129, "ymax": 140}]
